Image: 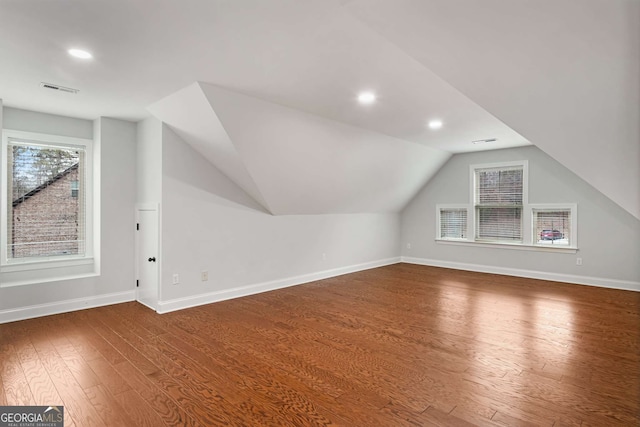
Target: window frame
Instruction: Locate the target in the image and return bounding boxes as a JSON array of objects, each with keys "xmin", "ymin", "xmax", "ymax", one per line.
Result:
[
  {"xmin": 530, "ymin": 203, "xmax": 578, "ymax": 249},
  {"xmin": 434, "ymin": 160, "xmax": 578, "ymax": 253},
  {"xmin": 470, "ymin": 160, "xmax": 528, "ymax": 244},
  {"xmin": 436, "ymin": 204, "xmax": 470, "ymax": 241},
  {"xmin": 1, "ymin": 129, "xmax": 96, "ymax": 286}
]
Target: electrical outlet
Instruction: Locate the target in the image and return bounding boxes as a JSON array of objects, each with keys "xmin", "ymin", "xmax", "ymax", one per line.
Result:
[
  {"xmin": 407, "ymin": 243, "xmax": 412, "ymax": 250},
  {"xmin": 322, "ymin": 253, "xmax": 327, "ymax": 261},
  {"xmin": 576, "ymin": 257, "xmax": 583, "ymax": 266},
  {"xmin": 201, "ymin": 270, "xmax": 208, "ymax": 281},
  {"xmin": 172, "ymin": 274, "xmax": 179, "ymax": 285}
]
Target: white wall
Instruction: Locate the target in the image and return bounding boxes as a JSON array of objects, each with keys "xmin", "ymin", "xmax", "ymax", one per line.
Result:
[
  {"xmin": 401, "ymin": 146, "xmax": 640, "ymax": 290},
  {"xmin": 3, "ymin": 109, "xmax": 635, "ymax": 323},
  {"xmin": 136, "ymin": 117, "xmax": 162, "ymax": 204},
  {"xmin": 95, "ymin": 116, "xmax": 137, "ymax": 288},
  {"xmin": 0, "ymin": 109, "xmax": 137, "ymax": 322},
  {"xmin": 348, "ymin": 0, "xmax": 640, "ymax": 220},
  {"xmin": 3, "ymin": 107, "xmax": 93, "ymax": 139},
  {"xmin": 158, "ymin": 126, "xmax": 400, "ymax": 312}
]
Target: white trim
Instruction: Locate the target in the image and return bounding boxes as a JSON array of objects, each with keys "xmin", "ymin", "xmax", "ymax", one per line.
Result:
[
  {"xmin": 1, "ymin": 269, "xmax": 99, "ymax": 288},
  {"xmin": 0, "ymin": 290, "xmax": 135, "ymax": 324},
  {"xmin": 435, "ymin": 204, "xmax": 469, "ymax": 241},
  {"xmin": 1, "ymin": 128, "xmax": 97, "ymax": 286},
  {"xmin": 157, "ymin": 257, "xmax": 401, "ymax": 314},
  {"xmin": 470, "ymin": 160, "xmax": 528, "ymax": 243},
  {"xmin": 470, "ymin": 159, "xmax": 529, "ymax": 204},
  {"xmin": 435, "ymin": 239, "xmax": 578, "ymax": 253},
  {"xmin": 401, "ymin": 256, "xmax": 640, "ymax": 292},
  {"xmin": 530, "ymin": 203, "xmax": 578, "ymax": 249},
  {"xmin": 1, "ymin": 256, "xmax": 95, "ymax": 272}
]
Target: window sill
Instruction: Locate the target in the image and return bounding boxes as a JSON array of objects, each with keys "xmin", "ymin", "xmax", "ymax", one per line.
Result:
[
  {"xmin": 2, "ymin": 256, "xmax": 94, "ymax": 273},
  {"xmin": 435, "ymin": 239, "xmax": 578, "ymax": 254},
  {"xmin": 0, "ymin": 257, "xmax": 97, "ymax": 287}
]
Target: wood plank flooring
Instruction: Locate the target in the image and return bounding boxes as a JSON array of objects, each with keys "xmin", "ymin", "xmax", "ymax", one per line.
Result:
[{"xmin": 1, "ymin": 263, "xmax": 638, "ymax": 426}]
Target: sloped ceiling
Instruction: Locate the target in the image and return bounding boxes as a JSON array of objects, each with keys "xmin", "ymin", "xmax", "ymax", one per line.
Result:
[
  {"xmin": 347, "ymin": 0, "xmax": 640, "ymax": 219},
  {"xmin": 1, "ymin": 0, "xmax": 637, "ymax": 218},
  {"xmin": 146, "ymin": 83, "xmax": 271, "ymax": 212},
  {"xmin": 144, "ymin": 2, "xmax": 530, "ymax": 215},
  {"xmin": 150, "ymin": 82, "xmax": 451, "ymax": 215}
]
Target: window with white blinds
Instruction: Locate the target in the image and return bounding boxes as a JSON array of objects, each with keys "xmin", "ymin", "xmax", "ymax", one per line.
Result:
[
  {"xmin": 434, "ymin": 160, "xmax": 576, "ymax": 251},
  {"xmin": 439, "ymin": 207, "xmax": 468, "ymax": 240},
  {"xmin": 474, "ymin": 165, "xmax": 524, "ymax": 242},
  {"xmin": 1, "ymin": 129, "xmax": 94, "ymax": 274},
  {"xmin": 533, "ymin": 207, "xmax": 573, "ymax": 247},
  {"xmin": 7, "ymin": 141, "xmax": 86, "ymax": 259}
]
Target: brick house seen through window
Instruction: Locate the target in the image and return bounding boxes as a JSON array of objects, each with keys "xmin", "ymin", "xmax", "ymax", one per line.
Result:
[{"xmin": 11, "ymin": 163, "xmax": 82, "ymax": 258}]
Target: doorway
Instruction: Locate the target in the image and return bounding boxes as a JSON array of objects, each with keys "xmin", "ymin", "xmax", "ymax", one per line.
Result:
[{"xmin": 136, "ymin": 205, "xmax": 159, "ymax": 310}]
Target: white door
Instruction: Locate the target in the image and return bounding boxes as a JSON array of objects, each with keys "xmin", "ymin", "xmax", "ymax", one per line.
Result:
[{"xmin": 136, "ymin": 207, "xmax": 159, "ymax": 310}]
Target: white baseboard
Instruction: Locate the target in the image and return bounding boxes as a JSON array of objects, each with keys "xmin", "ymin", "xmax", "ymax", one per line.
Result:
[
  {"xmin": 157, "ymin": 257, "xmax": 401, "ymax": 314},
  {"xmin": 0, "ymin": 290, "xmax": 136, "ymax": 324},
  {"xmin": 8, "ymin": 255, "xmax": 631, "ymax": 323},
  {"xmin": 401, "ymin": 256, "xmax": 640, "ymax": 292}
]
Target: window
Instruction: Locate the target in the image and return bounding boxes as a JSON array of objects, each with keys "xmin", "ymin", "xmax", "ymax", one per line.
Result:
[
  {"xmin": 474, "ymin": 164, "xmax": 524, "ymax": 243},
  {"xmin": 8, "ymin": 142, "xmax": 86, "ymax": 259},
  {"xmin": 71, "ymin": 180, "xmax": 79, "ymax": 198},
  {"xmin": 438, "ymin": 206, "xmax": 468, "ymax": 240},
  {"xmin": 434, "ymin": 160, "xmax": 577, "ymax": 252},
  {"xmin": 532, "ymin": 206, "xmax": 576, "ymax": 247},
  {"xmin": 1, "ymin": 129, "xmax": 95, "ymax": 285}
]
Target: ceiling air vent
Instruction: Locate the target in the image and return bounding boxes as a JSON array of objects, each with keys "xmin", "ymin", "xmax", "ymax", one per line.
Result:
[
  {"xmin": 40, "ymin": 82, "xmax": 79, "ymax": 94},
  {"xmin": 472, "ymin": 138, "xmax": 497, "ymax": 145}
]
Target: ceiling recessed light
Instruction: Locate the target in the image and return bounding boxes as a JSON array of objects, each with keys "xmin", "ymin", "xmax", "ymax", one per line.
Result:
[
  {"xmin": 357, "ymin": 92, "xmax": 376, "ymax": 104},
  {"xmin": 68, "ymin": 48, "xmax": 92, "ymax": 59},
  {"xmin": 428, "ymin": 120, "xmax": 443, "ymax": 129}
]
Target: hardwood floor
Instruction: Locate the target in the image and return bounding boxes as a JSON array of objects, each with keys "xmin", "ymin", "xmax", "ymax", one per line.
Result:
[{"xmin": 1, "ymin": 263, "xmax": 638, "ymax": 426}]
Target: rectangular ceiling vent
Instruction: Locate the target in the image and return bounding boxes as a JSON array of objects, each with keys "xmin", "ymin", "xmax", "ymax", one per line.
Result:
[
  {"xmin": 472, "ymin": 138, "xmax": 497, "ymax": 145},
  {"xmin": 40, "ymin": 82, "xmax": 79, "ymax": 94}
]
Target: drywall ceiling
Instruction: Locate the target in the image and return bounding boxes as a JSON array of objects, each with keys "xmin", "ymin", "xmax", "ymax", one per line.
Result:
[
  {"xmin": 146, "ymin": 83, "xmax": 272, "ymax": 212},
  {"xmin": 151, "ymin": 82, "xmax": 451, "ymax": 214},
  {"xmin": 0, "ymin": 0, "xmax": 637, "ymax": 217},
  {"xmin": 347, "ymin": 0, "xmax": 640, "ymax": 219}
]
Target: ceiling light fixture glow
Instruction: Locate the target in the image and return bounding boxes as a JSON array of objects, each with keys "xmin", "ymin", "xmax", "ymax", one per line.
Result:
[
  {"xmin": 428, "ymin": 120, "xmax": 443, "ymax": 129},
  {"xmin": 357, "ymin": 92, "xmax": 376, "ymax": 104},
  {"xmin": 68, "ymin": 48, "xmax": 93, "ymax": 59}
]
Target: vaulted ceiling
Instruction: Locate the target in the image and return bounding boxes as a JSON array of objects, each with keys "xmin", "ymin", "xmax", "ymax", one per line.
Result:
[
  {"xmin": 149, "ymin": 82, "xmax": 453, "ymax": 215},
  {"xmin": 0, "ymin": 0, "xmax": 637, "ymax": 218}
]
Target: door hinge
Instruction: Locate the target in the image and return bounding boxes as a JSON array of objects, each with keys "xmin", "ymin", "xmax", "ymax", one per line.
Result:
[
  {"xmin": 136, "ymin": 223, "xmax": 139, "ymax": 231},
  {"xmin": 136, "ymin": 280, "xmax": 139, "ymax": 288}
]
